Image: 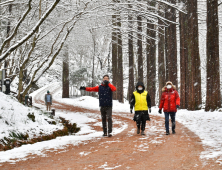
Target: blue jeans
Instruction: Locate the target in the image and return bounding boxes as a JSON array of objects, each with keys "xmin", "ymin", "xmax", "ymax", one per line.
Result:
[{"xmin": 164, "ymin": 112, "xmax": 176, "ymax": 132}]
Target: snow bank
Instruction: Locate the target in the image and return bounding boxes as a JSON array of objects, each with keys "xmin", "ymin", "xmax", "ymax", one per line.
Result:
[
  {"xmin": 0, "ymin": 92, "xmax": 61, "ymax": 141},
  {"xmin": 175, "ymin": 110, "xmax": 222, "ymax": 163},
  {"xmin": 0, "ymin": 110, "xmax": 100, "ymax": 164}
]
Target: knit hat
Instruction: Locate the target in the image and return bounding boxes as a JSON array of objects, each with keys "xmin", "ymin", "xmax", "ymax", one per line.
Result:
[{"xmin": 47, "ymin": 90, "xmax": 50, "ymax": 93}]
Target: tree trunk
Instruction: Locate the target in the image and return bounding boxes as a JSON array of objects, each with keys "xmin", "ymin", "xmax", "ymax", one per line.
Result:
[
  {"xmin": 205, "ymin": 0, "xmax": 221, "ymax": 111},
  {"xmin": 179, "ymin": 0, "xmax": 188, "ymax": 109},
  {"xmin": 128, "ymin": 4, "xmax": 134, "ymax": 103},
  {"xmin": 158, "ymin": 5, "xmax": 166, "ymax": 103},
  {"xmin": 137, "ymin": 15, "xmax": 143, "ymax": 82},
  {"xmin": 187, "ymin": 0, "xmax": 201, "ymax": 110},
  {"xmin": 112, "ymin": 14, "xmax": 118, "ymax": 100},
  {"xmin": 4, "ymin": 4, "xmax": 12, "ymax": 77},
  {"xmin": 18, "ymin": 69, "xmax": 24, "ymax": 102},
  {"xmin": 147, "ymin": 1, "xmax": 156, "ymax": 106},
  {"xmin": 62, "ymin": 45, "xmax": 69, "ymax": 98},
  {"xmin": 89, "ymin": 29, "xmax": 96, "ymax": 97},
  {"xmin": 117, "ymin": 14, "xmax": 123, "ymax": 103},
  {"xmin": 39, "ymin": 0, "xmax": 42, "ymax": 19},
  {"xmin": 146, "ymin": 31, "xmax": 156, "ymax": 106},
  {"xmin": 165, "ymin": 0, "xmax": 177, "ymax": 87}
]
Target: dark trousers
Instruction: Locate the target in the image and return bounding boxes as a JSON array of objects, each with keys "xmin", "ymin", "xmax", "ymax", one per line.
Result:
[
  {"xmin": 100, "ymin": 106, "xmax": 112, "ymax": 134},
  {"xmin": 164, "ymin": 112, "xmax": 176, "ymax": 132},
  {"xmin": 136, "ymin": 112, "xmax": 147, "ymax": 131}
]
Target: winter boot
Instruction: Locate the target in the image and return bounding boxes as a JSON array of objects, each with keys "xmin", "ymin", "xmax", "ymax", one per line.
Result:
[
  {"xmin": 137, "ymin": 127, "xmax": 140, "ymax": 134},
  {"xmin": 108, "ymin": 133, "xmax": 112, "ymax": 137},
  {"xmin": 103, "ymin": 132, "xmax": 107, "ymax": 137},
  {"xmin": 172, "ymin": 129, "xmax": 176, "ymax": 134},
  {"xmin": 141, "ymin": 131, "xmax": 145, "ymax": 135},
  {"xmin": 166, "ymin": 131, "xmax": 170, "ymax": 135}
]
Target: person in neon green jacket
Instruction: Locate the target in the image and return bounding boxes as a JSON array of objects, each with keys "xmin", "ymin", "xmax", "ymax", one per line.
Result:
[{"xmin": 130, "ymin": 82, "xmax": 151, "ymax": 135}]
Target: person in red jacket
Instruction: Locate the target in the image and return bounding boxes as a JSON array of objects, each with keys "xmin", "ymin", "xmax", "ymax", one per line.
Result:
[
  {"xmin": 159, "ymin": 81, "xmax": 180, "ymax": 135},
  {"xmin": 79, "ymin": 75, "xmax": 116, "ymax": 137}
]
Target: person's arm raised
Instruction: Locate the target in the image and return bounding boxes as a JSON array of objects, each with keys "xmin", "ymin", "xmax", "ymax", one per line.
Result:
[
  {"xmin": 108, "ymin": 83, "xmax": 116, "ymax": 92},
  {"xmin": 85, "ymin": 86, "xmax": 99, "ymax": 92}
]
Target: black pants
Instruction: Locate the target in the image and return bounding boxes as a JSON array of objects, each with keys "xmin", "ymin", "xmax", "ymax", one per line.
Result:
[
  {"xmin": 100, "ymin": 106, "xmax": 112, "ymax": 134},
  {"xmin": 135, "ymin": 111, "xmax": 148, "ymax": 131}
]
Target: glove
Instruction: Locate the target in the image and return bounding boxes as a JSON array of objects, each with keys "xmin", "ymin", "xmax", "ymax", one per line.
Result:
[
  {"xmin": 80, "ymin": 86, "xmax": 86, "ymax": 90},
  {"xmin": 130, "ymin": 109, "xmax": 133, "ymax": 114},
  {"xmin": 103, "ymin": 80, "xmax": 109, "ymax": 86},
  {"xmin": 158, "ymin": 109, "xmax": 162, "ymax": 114},
  {"xmin": 176, "ymin": 105, "xmax": 180, "ymax": 109},
  {"xmin": 149, "ymin": 108, "xmax": 151, "ymax": 113}
]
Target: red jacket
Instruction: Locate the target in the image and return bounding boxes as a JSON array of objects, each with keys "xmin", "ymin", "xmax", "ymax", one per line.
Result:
[
  {"xmin": 159, "ymin": 87, "xmax": 180, "ymax": 112},
  {"xmin": 85, "ymin": 83, "xmax": 116, "ymax": 92}
]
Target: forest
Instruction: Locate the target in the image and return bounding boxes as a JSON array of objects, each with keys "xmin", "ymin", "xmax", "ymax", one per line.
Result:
[{"xmin": 0, "ymin": 0, "xmax": 222, "ymax": 111}]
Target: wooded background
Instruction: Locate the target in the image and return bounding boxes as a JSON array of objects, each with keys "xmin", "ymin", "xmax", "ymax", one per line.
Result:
[{"xmin": 0, "ymin": 0, "xmax": 222, "ymax": 111}]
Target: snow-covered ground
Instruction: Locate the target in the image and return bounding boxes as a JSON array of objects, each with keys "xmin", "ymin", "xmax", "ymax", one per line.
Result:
[
  {"xmin": 0, "ymin": 93, "xmax": 62, "ymax": 141},
  {"xmin": 1, "ymin": 82, "xmax": 222, "ymax": 165}
]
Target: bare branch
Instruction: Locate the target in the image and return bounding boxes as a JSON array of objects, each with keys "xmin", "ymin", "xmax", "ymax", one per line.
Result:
[
  {"xmin": 0, "ymin": 0, "xmax": 61, "ymax": 62},
  {"xmin": 0, "ymin": 0, "xmax": 33, "ymax": 55},
  {"xmin": 0, "ymin": 0, "xmax": 14, "ymax": 6}
]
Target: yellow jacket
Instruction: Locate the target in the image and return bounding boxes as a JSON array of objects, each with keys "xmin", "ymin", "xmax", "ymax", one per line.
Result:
[{"xmin": 133, "ymin": 91, "xmax": 149, "ymax": 111}]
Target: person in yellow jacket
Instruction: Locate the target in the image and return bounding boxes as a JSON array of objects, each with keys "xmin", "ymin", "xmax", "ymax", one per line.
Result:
[{"xmin": 130, "ymin": 82, "xmax": 151, "ymax": 135}]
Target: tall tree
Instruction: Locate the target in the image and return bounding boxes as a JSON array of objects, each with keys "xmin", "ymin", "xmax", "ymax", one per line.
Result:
[
  {"xmin": 187, "ymin": 0, "xmax": 201, "ymax": 110},
  {"xmin": 128, "ymin": 4, "xmax": 134, "ymax": 103},
  {"xmin": 137, "ymin": 2, "xmax": 143, "ymax": 82},
  {"xmin": 179, "ymin": 0, "xmax": 201, "ymax": 110},
  {"xmin": 147, "ymin": 0, "xmax": 156, "ymax": 106},
  {"xmin": 4, "ymin": 4, "xmax": 12, "ymax": 77},
  {"xmin": 62, "ymin": 45, "xmax": 69, "ymax": 98},
  {"xmin": 112, "ymin": 14, "xmax": 118, "ymax": 100},
  {"xmin": 158, "ymin": 4, "xmax": 166, "ymax": 103},
  {"xmin": 4, "ymin": 3, "xmax": 12, "ymax": 77},
  {"xmin": 117, "ymin": 14, "xmax": 123, "ymax": 103},
  {"xmin": 205, "ymin": 0, "xmax": 221, "ymax": 111},
  {"xmin": 165, "ymin": 0, "xmax": 177, "ymax": 87},
  {"xmin": 179, "ymin": 0, "xmax": 189, "ymax": 109}
]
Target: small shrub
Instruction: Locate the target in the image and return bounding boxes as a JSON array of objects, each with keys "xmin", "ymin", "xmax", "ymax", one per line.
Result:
[
  {"xmin": 9, "ymin": 132, "xmax": 29, "ymax": 140},
  {"xmin": 27, "ymin": 113, "xmax": 35, "ymax": 122},
  {"xmin": 59, "ymin": 117, "xmax": 81, "ymax": 134}
]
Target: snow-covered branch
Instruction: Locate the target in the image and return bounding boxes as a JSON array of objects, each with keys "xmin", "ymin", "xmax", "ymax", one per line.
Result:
[
  {"xmin": 0, "ymin": 0, "xmax": 14, "ymax": 6},
  {"xmin": 0, "ymin": 0, "xmax": 32, "ymax": 55},
  {"xmin": 0, "ymin": 0, "xmax": 61, "ymax": 62}
]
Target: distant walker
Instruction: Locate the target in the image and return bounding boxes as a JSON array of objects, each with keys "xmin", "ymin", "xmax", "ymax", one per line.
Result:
[{"xmin": 45, "ymin": 90, "xmax": 52, "ymax": 111}]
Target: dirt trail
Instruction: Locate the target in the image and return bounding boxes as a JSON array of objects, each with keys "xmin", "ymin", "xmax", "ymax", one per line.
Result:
[{"xmin": 1, "ymin": 87, "xmax": 221, "ymax": 170}]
